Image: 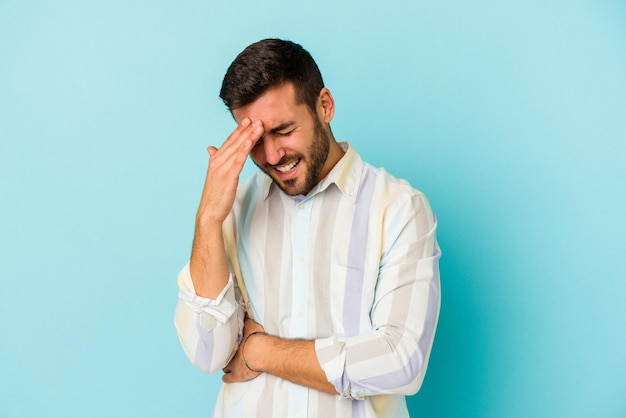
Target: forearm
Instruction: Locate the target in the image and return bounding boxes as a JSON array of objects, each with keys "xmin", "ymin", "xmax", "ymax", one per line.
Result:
[
  {"xmin": 189, "ymin": 219, "xmax": 230, "ymax": 299},
  {"xmin": 244, "ymin": 333, "xmax": 338, "ymax": 395}
]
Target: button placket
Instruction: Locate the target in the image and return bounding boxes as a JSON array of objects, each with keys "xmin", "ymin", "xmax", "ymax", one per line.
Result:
[
  {"xmin": 288, "ymin": 198, "xmax": 310, "ymax": 418},
  {"xmin": 289, "ymin": 197, "xmax": 310, "ymax": 340}
]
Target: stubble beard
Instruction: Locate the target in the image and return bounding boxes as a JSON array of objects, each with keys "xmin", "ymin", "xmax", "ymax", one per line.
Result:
[{"xmin": 260, "ymin": 118, "xmax": 331, "ymax": 197}]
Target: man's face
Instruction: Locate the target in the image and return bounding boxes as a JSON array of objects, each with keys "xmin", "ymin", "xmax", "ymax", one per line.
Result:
[{"xmin": 232, "ymin": 83, "xmax": 334, "ymax": 196}]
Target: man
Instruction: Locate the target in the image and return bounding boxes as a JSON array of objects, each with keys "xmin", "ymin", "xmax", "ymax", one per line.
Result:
[{"xmin": 175, "ymin": 38, "xmax": 441, "ymax": 417}]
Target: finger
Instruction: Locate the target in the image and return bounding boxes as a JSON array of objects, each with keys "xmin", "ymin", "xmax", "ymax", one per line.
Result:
[
  {"xmin": 222, "ymin": 369, "xmax": 244, "ymax": 383},
  {"xmin": 205, "ymin": 119, "xmax": 250, "ymax": 160},
  {"xmin": 222, "ymin": 373, "xmax": 240, "ymax": 384},
  {"xmin": 212, "ymin": 118, "xmax": 253, "ymax": 156},
  {"xmin": 210, "ymin": 122, "xmax": 263, "ymax": 175},
  {"xmin": 214, "ymin": 119, "xmax": 262, "ymax": 162}
]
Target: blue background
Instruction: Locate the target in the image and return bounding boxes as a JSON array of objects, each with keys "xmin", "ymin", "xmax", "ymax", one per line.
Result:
[{"xmin": 1, "ymin": 1, "xmax": 625, "ymax": 417}]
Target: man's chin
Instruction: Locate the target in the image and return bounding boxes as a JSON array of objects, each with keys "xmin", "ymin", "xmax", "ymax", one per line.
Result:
[
  {"xmin": 278, "ymin": 181, "xmax": 303, "ymax": 196},
  {"xmin": 270, "ymin": 176, "xmax": 305, "ymax": 196}
]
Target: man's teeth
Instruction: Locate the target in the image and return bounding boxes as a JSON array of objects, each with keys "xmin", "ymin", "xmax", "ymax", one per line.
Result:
[{"xmin": 276, "ymin": 159, "xmax": 299, "ymax": 173}]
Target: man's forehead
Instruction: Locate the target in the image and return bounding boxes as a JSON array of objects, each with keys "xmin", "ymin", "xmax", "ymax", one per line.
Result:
[{"xmin": 231, "ymin": 84, "xmax": 306, "ymax": 127}]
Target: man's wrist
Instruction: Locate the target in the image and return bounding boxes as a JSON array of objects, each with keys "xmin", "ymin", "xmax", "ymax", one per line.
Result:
[
  {"xmin": 195, "ymin": 206, "xmax": 229, "ymax": 227},
  {"xmin": 242, "ymin": 331, "xmax": 267, "ymax": 372}
]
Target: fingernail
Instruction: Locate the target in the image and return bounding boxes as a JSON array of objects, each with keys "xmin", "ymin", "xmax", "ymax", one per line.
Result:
[{"xmin": 241, "ymin": 118, "xmax": 251, "ymax": 126}]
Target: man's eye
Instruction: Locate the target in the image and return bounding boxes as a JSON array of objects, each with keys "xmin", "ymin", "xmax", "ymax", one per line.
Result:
[{"xmin": 277, "ymin": 129, "xmax": 295, "ymax": 137}]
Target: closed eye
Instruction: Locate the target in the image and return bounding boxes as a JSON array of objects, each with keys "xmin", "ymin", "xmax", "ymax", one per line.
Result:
[
  {"xmin": 275, "ymin": 129, "xmax": 295, "ymax": 137},
  {"xmin": 269, "ymin": 121, "xmax": 297, "ymax": 136}
]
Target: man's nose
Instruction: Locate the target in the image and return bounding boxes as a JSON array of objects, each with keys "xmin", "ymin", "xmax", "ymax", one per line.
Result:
[{"xmin": 263, "ymin": 136, "xmax": 285, "ymax": 166}]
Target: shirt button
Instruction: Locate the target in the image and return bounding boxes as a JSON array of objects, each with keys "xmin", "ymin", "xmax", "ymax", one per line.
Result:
[
  {"xmin": 297, "ymin": 310, "xmax": 304, "ymax": 317},
  {"xmin": 297, "ymin": 256, "xmax": 303, "ymax": 263},
  {"xmin": 298, "ymin": 204, "xmax": 305, "ymax": 210}
]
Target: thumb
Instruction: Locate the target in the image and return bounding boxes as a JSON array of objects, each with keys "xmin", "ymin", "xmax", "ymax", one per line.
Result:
[{"xmin": 207, "ymin": 146, "xmax": 218, "ymax": 157}]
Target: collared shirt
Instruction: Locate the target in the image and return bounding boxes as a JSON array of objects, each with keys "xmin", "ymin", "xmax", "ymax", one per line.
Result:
[{"xmin": 175, "ymin": 143, "xmax": 441, "ymax": 417}]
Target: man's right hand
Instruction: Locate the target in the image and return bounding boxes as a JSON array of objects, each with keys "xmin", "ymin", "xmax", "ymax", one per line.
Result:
[
  {"xmin": 189, "ymin": 118, "xmax": 264, "ymax": 299},
  {"xmin": 196, "ymin": 118, "xmax": 264, "ymax": 225}
]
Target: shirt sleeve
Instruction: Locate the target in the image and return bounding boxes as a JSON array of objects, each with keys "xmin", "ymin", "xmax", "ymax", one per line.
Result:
[
  {"xmin": 174, "ymin": 262, "xmax": 245, "ymax": 374},
  {"xmin": 315, "ymin": 192, "xmax": 441, "ymax": 400}
]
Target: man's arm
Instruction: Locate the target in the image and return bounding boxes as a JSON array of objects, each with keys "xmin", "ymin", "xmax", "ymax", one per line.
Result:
[
  {"xmin": 314, "ymin": 193, "xmax": 441, "ymax": 399},
  {"xmin": 222, "ymin": 318, "xmax": 338, "ymax": 395},
  {"xmin": 174, "ymin": 118, "xmax": 264, "ymax": 373},
  {"xmin": 190, "ymin": 117, "xmax": 263, "ymax": 298}
]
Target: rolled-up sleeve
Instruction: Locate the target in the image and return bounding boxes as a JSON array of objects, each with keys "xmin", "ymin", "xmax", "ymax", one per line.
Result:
[
  {"xmin": 315, "ymin": 193, "xmax": 441, "ymax": 400},
  {"xmin": 174, "ymin": 263, "xmax": 245, "ymax": 373}
]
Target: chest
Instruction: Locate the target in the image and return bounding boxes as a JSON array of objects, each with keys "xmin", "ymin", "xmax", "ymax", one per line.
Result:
[{"xmin": 236, "ymin": 188, "xmax": 384, "ymax": 338}]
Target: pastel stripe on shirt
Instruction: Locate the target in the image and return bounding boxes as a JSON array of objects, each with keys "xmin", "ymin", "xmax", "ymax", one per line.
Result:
[{"xmin": 174, "ymin": 142, "xmax": 441, "ymax": 418}]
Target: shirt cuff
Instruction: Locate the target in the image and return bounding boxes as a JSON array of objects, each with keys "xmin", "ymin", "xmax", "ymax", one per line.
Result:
[
  {"xmin": 176, "ymin": 262, "xmax": 238, "ymax": 323},
  {"xmin": 315, "ymin": 336, "xmax": 358, "ymax": 399}
]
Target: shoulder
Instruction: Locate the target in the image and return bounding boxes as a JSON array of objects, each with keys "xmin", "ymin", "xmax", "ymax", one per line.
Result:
[
  {"xmin": 361, "ymin": 162, "xmax": 428, "ymax": 205},
  {"xmin": 359, "ymin": 164, "xmax": 437, "ymax": 243}
]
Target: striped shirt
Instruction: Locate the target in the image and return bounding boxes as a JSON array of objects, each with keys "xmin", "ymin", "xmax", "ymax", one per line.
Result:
[{"xmin": 175, "ymin": 143, "xmax": 441, "ymax": 417}]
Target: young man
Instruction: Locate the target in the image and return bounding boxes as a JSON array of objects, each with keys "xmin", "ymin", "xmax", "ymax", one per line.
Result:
[{"xmin": 175, "ymin": 38, "xmax": 441, "ymax": 417}]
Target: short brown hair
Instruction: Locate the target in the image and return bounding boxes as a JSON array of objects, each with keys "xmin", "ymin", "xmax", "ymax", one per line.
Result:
[{"xmin": 219, "ymin": 39, "xmax": 325, "ymax": 114}]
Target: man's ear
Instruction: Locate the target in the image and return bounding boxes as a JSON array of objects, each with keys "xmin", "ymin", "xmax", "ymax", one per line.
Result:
[{"xmin": 317, "ymin": 88, "xmax": 335, "ymax": 123}]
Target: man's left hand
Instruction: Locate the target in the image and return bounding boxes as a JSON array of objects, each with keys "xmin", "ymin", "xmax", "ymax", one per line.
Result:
[{"xmin": 222, "ymin": 317, "xmax": 265, "ymax": 383}]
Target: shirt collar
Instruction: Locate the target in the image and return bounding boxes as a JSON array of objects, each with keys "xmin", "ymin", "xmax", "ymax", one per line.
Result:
[
  {"xmin": 313, "ymin": 142, "xmax": 362, "ymax": 203},
  {"xmin": 257, "ymin": 142, "xmax": 363, "ymax": 203}
]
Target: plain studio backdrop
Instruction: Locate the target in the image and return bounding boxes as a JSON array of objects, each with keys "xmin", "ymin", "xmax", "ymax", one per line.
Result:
[{"xmin": 1, "ymin": 1, "xmax": 624, "ymax": 417}]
